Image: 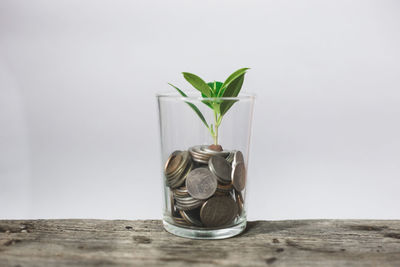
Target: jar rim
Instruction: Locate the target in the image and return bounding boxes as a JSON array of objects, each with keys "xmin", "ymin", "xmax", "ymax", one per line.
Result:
[{"xmin": 156, "ymin": 91, "xmax": 256, "ymax": 101}]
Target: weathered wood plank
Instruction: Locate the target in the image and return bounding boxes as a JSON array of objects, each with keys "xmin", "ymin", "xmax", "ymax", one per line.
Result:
[{"xmin": 1, "ymin": 220, "xmax": 400, "ymax": 266}]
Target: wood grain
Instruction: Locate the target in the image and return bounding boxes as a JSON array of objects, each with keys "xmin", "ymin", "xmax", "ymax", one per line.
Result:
[{"xmin": 1, "ymin": 219, "xmax": 400, "ymax": 266}]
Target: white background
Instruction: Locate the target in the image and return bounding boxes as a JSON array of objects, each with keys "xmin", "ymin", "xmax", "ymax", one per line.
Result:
[{"xmin": 1, "ymin": 0, "xmax": 399, "ymax": 220}]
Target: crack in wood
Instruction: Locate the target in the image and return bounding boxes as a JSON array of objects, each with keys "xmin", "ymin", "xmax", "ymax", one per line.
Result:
[
  {"xmin": 384, "ymin": 233, "xmax": 400, "ymax": 239},
  {"xmin": 158, "ymin": 257, "xmax": 217, "ymax": 264},
  {"xmin": 133, "ymin": 236, "xmax": 152, "ymax": 244},
  {"xmin": 3, "ymin": 239, "xmax": 21, "ymax": 246},
  {"xmin": 265, "ymin": 257, "xmax": 277, "ymax": 264},
  {"xmin": 349, "ymin": 225, "xmax": 389, "ymax": 231}
]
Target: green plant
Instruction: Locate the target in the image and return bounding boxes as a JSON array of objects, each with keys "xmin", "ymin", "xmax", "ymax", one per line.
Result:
[{"xmin": 168, "ymin": 68, "xmax": 249, "ymax": 145}]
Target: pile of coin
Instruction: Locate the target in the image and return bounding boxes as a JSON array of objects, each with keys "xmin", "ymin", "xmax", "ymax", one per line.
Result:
[
  {"xmin": 164, "ymin": 145, "xmax": 246, "ymax": 228},
  {"xmin": 189, "ymin": 145, "xmax": 230, "ymax": 164},
  {"xmin": 164, "ymin": 151, "xmax": 193, "ymax": 188}
]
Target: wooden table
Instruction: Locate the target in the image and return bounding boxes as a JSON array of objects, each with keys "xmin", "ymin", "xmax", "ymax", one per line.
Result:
[{"xmin": 1, "ymin": 219, "xmax": 400, "ymax": 266}]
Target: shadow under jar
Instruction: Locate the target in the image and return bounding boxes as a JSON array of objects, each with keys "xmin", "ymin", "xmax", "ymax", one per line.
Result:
[{"xmin": 157, "ymin": 92, "xmax": 255, "ymax": 239}]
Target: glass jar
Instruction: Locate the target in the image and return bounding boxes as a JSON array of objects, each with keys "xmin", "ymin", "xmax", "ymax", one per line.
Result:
[{"xmin": 157, "ymin": 92, "xmax": 255, "ymax": 239}]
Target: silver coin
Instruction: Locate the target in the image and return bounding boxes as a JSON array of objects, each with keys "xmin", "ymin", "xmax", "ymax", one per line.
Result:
[
  {"xmin": 169, "ymin": 189, "xmax": 179, "ymax": 217},
  {"xmin": 201, "ymin": 146, "xmax": 230, "ymax": 157},
  {"xmin": 175, "ymin": 197, "xmax": 203, "ymax": 204},
  {"xmin": 170, "ymin": 161, "xmax": 193, "ymax": 189},
  {"xmin": 174, "ymin": 187, "xmax": 189, "ymax": 197},
  {"xmin": 174, "ymin": 192, "xmax": 205, "ymax": 210},
  {"xmin": 232, "ymin": 162, "xmax": 246, "ymax": 191},
  {"xmin": 209, "ymin": 155, "xmax": 232, "ymax": 183},
  {"xmin": 233, "ymin": 151, "xmax": 244, "ymax": 165},
  {"xmin": 180, "ymin": 209, "xmax": 202, "ymax": 227},
  {"xmin": 189, "ymin": 149, "xmax": 207, "ymax": 159},
  {"xmin": 235, "ymin": 190, "xmax": 244, "ymax": 216},
  {"xmin": 191, "ymin": 158, "xmax": 209, "ymax": 165},
  {"xmin": 175, "ymin": 204, "xmax": 203, "ymax": 211},
  {"xmin": 216, "ymin": 183, "xmax": 234, "ymax": 194},
  {"xmin": 189, "ymin": 146, "xmax": 205, "ymax": 154},
  {"xmin": 167, "ymin": 151, "xmax": 188, "ymax": 177},
  {"xmin": 189, "ymin": 145, "xmax": 230, "ymax": 164},
  {"xmin": 174, "ymin": 194, "xmax": 197, "ymax": 202},
  {"xmin": 174, "ymin": 192, "xmax": 190, "ymax": 198},
  {"xmin": 226, "ymin": 151, "xmax": 235, "ymax": 164},
  {"xmin": 186, "ymin": 168, "xmax": 217, "ymax": 200},
  {"xmin": 164, "ymin": 150, "xmax": 182, "ymax": 175},
  {"xmin": 189, "ymin": 146, "xmax": 210, "ymax": 164},
  {"xmin": 173, "ymin": 216, "xmax": 190, "ymax": 226},
  {"xmin": 175, "ymin": 201, "xmax": 204, "ymax": 211},
  {"xmin": 200, "ymin": 196, "xmax": 238, "ymax": 227},
  {"xmin": 166, "ymin": 151, "xmax": 192, "ymax": 188}
]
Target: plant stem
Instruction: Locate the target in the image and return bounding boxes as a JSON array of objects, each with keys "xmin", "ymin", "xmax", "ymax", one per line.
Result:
[
  {"xmin": 213, "ymin": 110, "xmax": 219, "ymax": 145},
  {"xmin": 215, "ymin": 124, "xmax": 219, "ymax": 145}
]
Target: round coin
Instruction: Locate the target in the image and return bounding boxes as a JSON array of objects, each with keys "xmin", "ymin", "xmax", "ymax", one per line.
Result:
[
  {"xmin": 201, "ymin": 146, "xmax": 230, "ymax": 157},
  {"xmin": 170, "ymin": 161, "xmax": 193, "ymax": 188},
  {"xmin": 164, "ymin": 150, "xmax": 182, "ymax": 175},
  {"xmin": 169, "ymin": 189, "xmax": 178, "ymax": 217},
  {"xmin": 207, "ymin": 144, "xmax": 223, "ymax": 151},
  {"xmin": 174, "ymin": 187, "xmax": 189, "ymax": 197},
  {"xmin": 189, "ymin": 146, "xmax": 210, "ymax": 164},
  {"xmin": 174, "ymin": 192, "xmax": 206, "ymax": 211},
  {"xmin": 186, "ymin": 168, "xmax": 217, "ymax": 200},
  {"xmin": 232, "ymin": 162, "xmax": 246, "ymax": 191},
  {"xmin": 200, "ymin": 196, "xmax": 238, "ymax": 227},
  {"xmin": 166, "ymin": 151, "xmax": 192, "ymax": 188},
  {"xmin": 216, "ymin": 183, "xmax": 233, "ymax": 195},
  {"xmin": 235, "ymin": 190, "xmax": 244, "ymax": 216},
  {"xmin": 180, "ymin": 209, "xmax": 202, "ymax": 227},
  {"xmin": 209, "ymin": 155, "xmax": 232, "ymax": 183},
  {"xmin": 173, "ymin": 216, "xmax": 190, "ymax": 226},
  {"xmin": 233, "ymin": 151, "xmax": 244, "ymax": 165}
]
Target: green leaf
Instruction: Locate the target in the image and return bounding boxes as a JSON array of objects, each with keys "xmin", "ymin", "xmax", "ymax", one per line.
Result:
[
  {"xmin": 182, "ymin": 72, "xmax": 212, "ymax": 97},
  {"xmin": 201, "ymin": 91, "xmax": 213, "ymax": 109},
  {"xmin": 219, "ymin": 73, "xmax": 245, "ymax": 115},
  {"xmin": 168, "ymin": 83, "xmax": 209, "ymax": 128},
  {"xmin": 220, "ymin": 99, "xmax": 238, "ymax": 116},
  {"xmin": 207, "ymin": 81, "xmax": 223, "ymax": 96},
  {"xmin": 201, "ymin": 97, "xmax": 214, "ymax": 109},
  {"xmin": 221, "ymin": 72, "xmax": 246, "ymax": 98},
  {"xmin": 219, "ymin": 68, "xmax": 249, "ymax": 97},
  {"xmin": 202, "ymin": 81, "xmax": 223, "ymax": 109}
]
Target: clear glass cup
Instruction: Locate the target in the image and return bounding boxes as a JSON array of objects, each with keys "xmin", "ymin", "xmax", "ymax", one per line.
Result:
[{"xmin": 157, "ymin": 92, "xmax": 255, "ymax": 239}]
